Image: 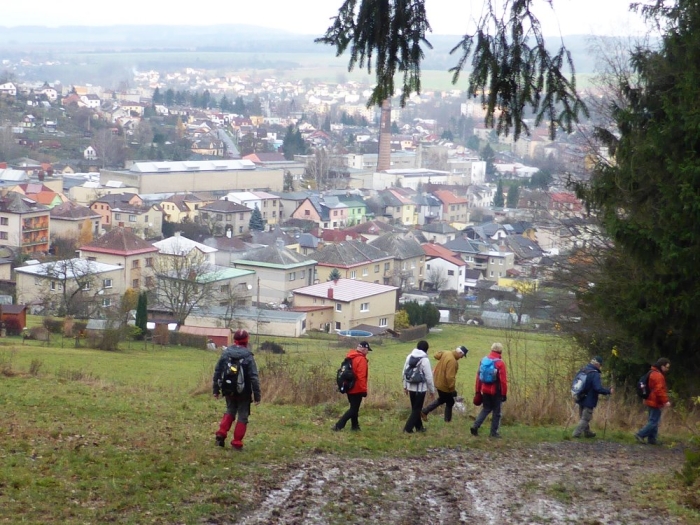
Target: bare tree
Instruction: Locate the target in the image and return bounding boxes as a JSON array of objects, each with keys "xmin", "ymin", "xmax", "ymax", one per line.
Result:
[
  {"xmin": 426, "ymin": 266, "xmax": 449, "ymax": 292},
  {"xmin": 152, "ymin": 246, "xmax": 226, "ymax": 325},
  {"xmin": 34, "ymin": 258, "xmax": 115, "ymax": 318},
  {"xmin": 93, "ymin": 128, "xmax": 127, "ymax": 169}
]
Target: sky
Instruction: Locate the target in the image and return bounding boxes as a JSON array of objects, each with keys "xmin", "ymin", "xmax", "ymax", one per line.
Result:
[{"xmin": 1, "ymin": 0, "xmax": 649, "ymax": 37}]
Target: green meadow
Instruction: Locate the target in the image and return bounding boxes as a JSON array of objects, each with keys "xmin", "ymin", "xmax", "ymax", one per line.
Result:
[{"xmin": 1, "ymin": 324, "xmax": 697, "ymax": 523}]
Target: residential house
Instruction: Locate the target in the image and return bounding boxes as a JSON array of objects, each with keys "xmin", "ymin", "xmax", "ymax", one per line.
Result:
[
  {"xmin": 298, "ymin": 232, "xmax": 320, "ymax": 256},
  {"xmin": 368, "ymin": 233, "xmax": 425, "ymax": 290},
  {"xmin": 413, "ymin": 192, "xmax": 443, "ymax": 225},
  {"xmin": 378, "ymin": 188, "xmax": 417, "ymax": 226},
  {"xmin": 160, "ymin": 193, "xmax": 210, "ymax": 223},
  {"xmin": 79, "ymin": 227, "xmax": 160, "ymax": 290},
  {"xmin": 153, "ymin": 232, "xmax": 217, "ymax": 265},
  {"xmin": 222, "ymin": 191, "xmax": 281, "ymax": 225},
  {"xmin": 419, "ymin": 222, "xmax": 458, "ymax": 245},
  {"xmin": 84, "ymin": 146, "xmax": 97, "ymax": 160},
  {"xmin": 292, "ymin": 278, "xmax": 398, "ymax": 332},
  {"xmin": 313, "ymin": 239, "xmax": 394, "ymax": 285},
  {"xmin": 432, "ymin": 190, "xmax": 470, "ymax": 227},
  {"xmin": 50, "ymin": 201, "xmax": 102, "ymax": 240},
  {"xmin": 334, "ymin": 194, "xmax": 367, "ymax": 227},
  {"xmin": 465, "ymin": 222, "xmax": 509, "ymax": 243},
  {"xmin": 291, "ymin": 195, "xmax": 348, "ymax": 230},
  {"xmin": 0, "ymin": 192, "xmax": 50, "ymax": 254},
  {"xmin": 422, "ymin": 243, "xmax": 468, "ymax": 293},
  {"xmin": 443, "ymin": 235, "xmax": 515, "ymax": 280},
  {"xmin": 79, "ymin": 94, "xmax": 101, "ymax": 109},
  {"xmin": 90, "ymin": 192, "xmax": 162, "ymax": 239},
  {"xmin": 186, "ymin": 306, "xmax": 307, "ymax": 338},
  {"xmin": 199, "ymin": 199, "xmax": 253, "ymax": 237},
  {"xmin": 202, "ymin": 235, "xmax": 258, "ymax": 267},
  {"xmin": 191, "ymin": 135, "xmax": 225, "ymax": 157},
  {"xmin": 0, "ymin": 82, "xmax": 17, "ymax": 97},
  {"xmin": 9, "ymin": 183, "xmax": 68, "ymax": 209},
  {"xmin": 15, "ymin": 258, "xmax": 125, "ymax": 314},
  {"xmin": 250, "ymin": 225, "xmax": 300, "ymax": 252},
  {"xmin": 232, "ymin": 244, "xmax": 317, "ymax": 306}
]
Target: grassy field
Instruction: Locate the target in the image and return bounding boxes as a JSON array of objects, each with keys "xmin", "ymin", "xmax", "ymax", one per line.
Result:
[{"xmin": 1, "ymin": 324, "xmax": 697, "ymax": 524}]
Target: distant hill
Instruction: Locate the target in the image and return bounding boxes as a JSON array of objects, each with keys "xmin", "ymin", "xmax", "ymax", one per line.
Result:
[{"xmin": 0, "ymin": 25, "xmax": 612, "ymax": 74}]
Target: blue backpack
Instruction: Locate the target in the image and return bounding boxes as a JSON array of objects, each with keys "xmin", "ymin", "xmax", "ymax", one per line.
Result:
[{"xmin": 479, "ymin": 357, "xmax": 500, "ymax": 384}]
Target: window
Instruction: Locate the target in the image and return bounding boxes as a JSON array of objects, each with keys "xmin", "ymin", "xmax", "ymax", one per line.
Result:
[
  {"xmin": 82, "ymin": 282, "xmax": 90, "ymax": 291},
  {"xmin": 350, "ymin": 270, "xmax": 356, "ymax": 279},
  {"xmin": 304, "ymin": 209, "xmax": 311, "ymax": 216},
  {"xmin": 448, "ymin": 270, "xmax": 454, "ymax": 276},
  {"xmin": 0, "ymin": 217, "xmax": 7, "ymax": 225},
  {"xmin": 239, "ymin": 213, "xmax": 244, "ymax": 220},
  {"xmin": 263, "ymin": 201, "xmax": 268, "ymax": 207},
  {"xmin": 144, "ymin": 215, "xmax": 149, "ymax": 223},
  {"xmin": 50, "ymin": 281, "xmax": 56, "ymax": 291},
  {"xmin": 103, "ymin": 278, "xmax": 113, "ymax": 289},
  {"xmin": 132, "ymin": 260, "xmax": 140, "ymax": 269},
  {"xmin": 133, "ymin": 279, "xmax": 140, "ymax": 288},
  {"xmin": 0, "ymin": 232, "xmax": 7, "ymax": 240},
  {"xmin": 129, "ymin": 215, "xmax": 136, "ymax": 223},
  {"xmin": 336, "ymin": 303, "xmax": 342, "ymax": 312},
  {"xmin": 426, "ymin": 263, "xmax": 431, "ymax": 270},
  {"xmin": 220, "ymin": 284, "xmax": 230, "ymax": 293},
  {"xmin": 145, "ymin": 276, "xmax": 154, "ymax": 287},
  {"xmin": 335, "ymin": 321, "xmax": 341, "ymax": 330},
  {"xmin": 288, "ymin": 272, "xmax": 296, "ymax": 281},
  {"xmin": 362, "ymin": 267, "xmax": 368, "ymax": 276},
  {"xmin": 272, "ymin": 211, "xmax": 276, "ymax": 218},
  {"xmin": 395, "ymin": 206, "xmax": 400, "ymax": 212},
  {"xmin": 360, "ymin": 302, "xmax": 369, "ymax": 312},
  {"xmin": 374, "ymin": 264, "xmax": 379, "ymax": 273},
  {"xmin": 402, "ymin": 262, "xmax": 407, "ymax": 270},
  {"xmin": 114, "ymin": 213, "xmax": 121, "ymax": 220},
  {"xmin": 216, "ymin": 214, "xmax": 223, "ymax": 221},
  {"xmin": 490, "ymin": 271, "xmax": 494, "ymax": 277},
  {"xmin": 490, "ymin": 258, "xmax": 495, "ymax": 264},
  {"xmin": 300, "ymin": 269, "xmax": 305, "ymax": 280},
  {"xmin": 146, "ymin": 257, "xmax": 153, "ymax": 267},
  {"xmin": 384, "ymin": 262, "xmax": 390, "ymax": 271},
  {"xmin": 499, "ymin": 259, "xmax": 503, "ymax": 265},
  {"xmin": 333, "ymin": 210, "xmax": 338, "ymax": 216},
  {"xmin": 226, "ymin": 214, "xmax": 231, "ymax": 221},
  {"xmin": 102, "ymin": 298, "xmax": 112, "ymax": 307},
  {"xmin": 238, "ymin": 226, "xmax": 243, "ymax": 233},
  {"xmin": 411, "ymin": 261, "xmax": 416, "ymax": 269},
  {"xmin": 379, "ymin": 317, "xmax": 387, "ymax": 327}
]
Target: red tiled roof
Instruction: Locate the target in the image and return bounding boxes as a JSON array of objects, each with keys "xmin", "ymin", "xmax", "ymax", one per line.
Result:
[
  {"xmin": 433, "ymin": 190, "xmax": 468, "ymax": 205},
  {"xmin": 423, "ymin": 243, "xmax": 466, "ymax": 267}
]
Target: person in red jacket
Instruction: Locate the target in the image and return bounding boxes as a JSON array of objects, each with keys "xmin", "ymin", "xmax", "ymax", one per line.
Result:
[
  {"xmin": 332, "ymin": 341, "xmax": 371, "ymax": 431},
  {"xmin": 635, "ymin": 358, "xmax": 671, "ymax": 445},
  {"xmin": 470, "ymin": 342, "xmax": 508, "ymax": 438}
]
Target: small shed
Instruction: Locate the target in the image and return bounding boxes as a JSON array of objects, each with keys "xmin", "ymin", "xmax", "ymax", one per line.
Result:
[
  {"xmin": 178, "ymin": 325, "xmax": 233, "ymax": 348},
  {"xmin": 1, "ymin": 304, "xmax": 28, "ymax": 333}
]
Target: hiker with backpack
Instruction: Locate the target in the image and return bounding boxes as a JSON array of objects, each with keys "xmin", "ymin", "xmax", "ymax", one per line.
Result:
[
  {"xmin": 421, "ymin": 345, "xmax": 468, "ymax": 423},
  {"xmin": 571, "ymin": 356, "xmax": 613, "ymax": 439},
  {"xmin": 402, "ymin": 340, "xmax": 436, "ymax": 433},
  {"xmin": 212, "ymin": 329, "xmax": 261, "ymax": 450},
  {"xmin": 635, "ymin": 358, "xmax": 671, "ymax": 445},
  {"xmin": 332, "ymin": 341, "xmax": 371, "ymax": 432},
  {"xmin": 470, "ymin": 342, "xmax": 508, "ymax": 438}
]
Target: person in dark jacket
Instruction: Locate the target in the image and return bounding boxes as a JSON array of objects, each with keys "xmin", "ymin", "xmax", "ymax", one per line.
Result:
[
  {"xmin": 212, "ymin": 330, "xmax": 261, "ymax": 450},
  {"xmin": 471, "ymin": 342, "xmax": 508, "ymax": 438},
  {"xmin": 332, "ymin": 341, "xmax": 371, "ymax": 431},
  {"xmin": 572, "ymin": 356, "xmax": 613, "ymax": 439},
  {"xmin": 635, "ymin": 358, "xmax": 671, "ymax": 445}
]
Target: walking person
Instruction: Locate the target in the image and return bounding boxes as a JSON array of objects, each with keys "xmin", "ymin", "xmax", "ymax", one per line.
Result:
[
  {"xmin": 471, "ymin": 342, "xmax": 508, "ymax": 438},
  {"xmin": 332, "ymin": 341, "xmax": 371, "ymax": 431},
  {"xmin": 572, "ymin": 356, "xmax": 613, "ymax": 439},
  {"xmin": 402, "ymin": 340, "xmax": 436, "ymax": 433},
  {"xmin": 213, "ymin": 329, "xmax": 261, "ymax": 450},
  {"xmin": 635, "ymin": 358, "xmax": 671, "ymax": 445},
  {"xmin": 421, "ymin": 345, "xmax": 468, "ymax": 422}
]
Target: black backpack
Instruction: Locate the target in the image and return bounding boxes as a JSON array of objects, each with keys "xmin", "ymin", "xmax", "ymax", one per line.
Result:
[
  {"xmin": 636, "ymin": 370, "xmax": 652, "ymax": 399},
  {"xmin": 219, "ymin": 355, "xmax": 246, "ymax": 396},
  {"xmin": 404, "ymin": 356, "xmax": 426, "ymax": 384},
  {"xmin": 336, "ymin": 357, "xmax": 356, "ymax": 394}
]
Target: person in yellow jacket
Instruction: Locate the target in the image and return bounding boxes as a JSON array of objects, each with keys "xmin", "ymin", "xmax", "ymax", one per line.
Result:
[{"xmin": 421, "ymin": 345, "xmax": 468, "ymax": 422}]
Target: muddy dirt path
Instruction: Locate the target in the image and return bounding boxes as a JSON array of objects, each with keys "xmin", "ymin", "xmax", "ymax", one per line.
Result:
[{"xmin": 231, "ymin": 441, "xmax": 686, "ymax": 525}]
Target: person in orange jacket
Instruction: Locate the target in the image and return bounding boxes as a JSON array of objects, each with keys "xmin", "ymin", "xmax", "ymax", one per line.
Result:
[
  {"xmin": 635, "ymin": 358, "xmax": 671, "ymax": 445},
  {"xmin": 332, "ymin": 341, "xmax": 371, "ymax": 431},
  {"xmin": 470, "ymin": 342, "xmax": 508, "ymax": 438}
]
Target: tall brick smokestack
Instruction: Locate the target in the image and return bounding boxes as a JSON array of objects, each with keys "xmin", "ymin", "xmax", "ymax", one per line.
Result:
[{"xmin": 377, "ymin": 98, "xmax": 392, "ymax": 171}]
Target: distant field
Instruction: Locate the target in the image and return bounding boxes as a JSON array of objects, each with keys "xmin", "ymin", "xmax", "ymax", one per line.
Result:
[{"xmin": 40, "ymin": 50, "xmax": 599, "ymax": 91}]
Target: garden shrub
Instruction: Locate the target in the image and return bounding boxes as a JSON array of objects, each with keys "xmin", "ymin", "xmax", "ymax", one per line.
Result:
[{"xmin": 259, "ymin": 341, "xmax": 285, "ymax": 354}]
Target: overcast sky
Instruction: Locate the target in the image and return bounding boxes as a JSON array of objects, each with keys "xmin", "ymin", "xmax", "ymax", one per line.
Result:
[{"xmin": 1, "ymin": 0, "xmax": 648, "ymax": 37}]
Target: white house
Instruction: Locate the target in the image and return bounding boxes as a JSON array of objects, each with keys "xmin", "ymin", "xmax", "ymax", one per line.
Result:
[
  {"xmin": 152, "ymin": 232, "xmax": 218, "ymax": 265},
  {"xmin": 84, "ymin": 146, "xmax": 97, "ymax": 160},
  {"xmin": 422, "ymin": 243, "xmax": 467, "ymax": 293},
  {"xmin": 0, "ymin": 82, "xmax": 17, "ymax": 97}
]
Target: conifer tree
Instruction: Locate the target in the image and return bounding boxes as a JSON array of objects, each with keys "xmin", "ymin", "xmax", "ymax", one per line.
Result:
[{"xmin": 249, "ymin": 206, "xmax": 265, "ymax": 231}]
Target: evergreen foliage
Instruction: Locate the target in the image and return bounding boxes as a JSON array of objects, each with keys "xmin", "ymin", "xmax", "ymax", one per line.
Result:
[
  {"xmin": 135, "ymin": 291, "xmax": 148, "ymax": 339},
  {"xmin": 493, "ymin": 179, "xmax": 505, "ymax": 207},
  {"xmin": 320, "ymin": 0, "xmax": 587, "ymax": 139},
  {"xmin": 249, "ymin": 206, "xmax": 265, "ymax": 231},
  {"xmin": 282, "ymin": 125, "xmax": 307, "ymax": 160},
  {"xmin": 327, "ymin": 268, "xmax": 342, "ymax": 281},
  {"xmin": 506, "ymin": 183, "xmax": 519, "ymax": 208}
]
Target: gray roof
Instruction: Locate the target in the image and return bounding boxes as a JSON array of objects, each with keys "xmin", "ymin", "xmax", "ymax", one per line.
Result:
[
  {"xmin": 314, "ymin": 240, "xmax": 392, "ymax": 266},
  {"xmin": 235, "ymin": 244, "xmax": 315, "ymax": 268},
  {"xmin": 0, "ymin": 191, "xmax": 49, "ymax": 214},
  {"xmin": 420, "ymin": 222, "xmax": 458, "ymax": 235},
  {"xmin": 368, "ymin": 233, "xmax": 425, "ymax": 260}
]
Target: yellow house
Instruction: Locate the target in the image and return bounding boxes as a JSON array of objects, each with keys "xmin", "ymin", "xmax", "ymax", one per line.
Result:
[
  {"xmin": 160, "ymin": 193, "xmax": 212, "ymax": 223},
  {"xmin": 378, "ymin": 188, "xmax": 418, "ymax": 226},
  {"xmin": 292, "ymin": 278, "xmax": 398, "ymax": 332},
  {"xmin": 313, "ymin": 239, "xmax": 394, "ymax": 285}
]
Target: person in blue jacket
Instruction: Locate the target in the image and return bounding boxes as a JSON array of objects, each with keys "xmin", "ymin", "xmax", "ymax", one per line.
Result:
[{"xmin": 572, "ymin": 356, "xmax": 614, "ymax": 438}]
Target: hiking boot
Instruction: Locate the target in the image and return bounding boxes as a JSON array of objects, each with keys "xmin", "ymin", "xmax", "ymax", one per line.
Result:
[
  {"xmin": 417, "ymin": 427, "xmax": 427, "ymax": 433},
  {"xmin": 350, "ymin": 426, "xmax": 361, "ymax": 432},
  {"xmin": 331, "ymin": 425, "xmax": 341, "ymax": 432},
  {"xmin": 648, "ymin": 440, "xmax": 663, "ymax": 446},
  {"xmin": 470, "ymin": 427, "xmax": 478, "ymax": 437},
  {"xmin": 215, "ymin": 435, "xmax": 225, "ymax": 447},
  {"xmin": 584, "ymin": 431, "xmax": 597, "ymax": 438},
  {"xmin": 420, "ymin": 411, "xmax": 428, "ymax": 422},
  {"xmin": 634, "ymin": 434, "xmax": 646, "ymax": 444},
  {"xmin": 489, "ymin": 433, "xmax": 502, "ymax": 439},
  {"xmin": 572, "ymin": 433, "xmax": 582, "ymax": 439}
]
